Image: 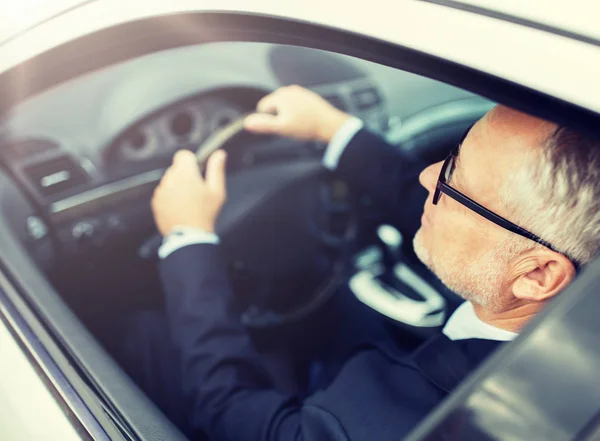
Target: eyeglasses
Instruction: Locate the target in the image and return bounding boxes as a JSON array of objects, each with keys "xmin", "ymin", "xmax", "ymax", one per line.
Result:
[{"xmin": 433, "ymin": 125, "xmax": 573, "ymax": 263}]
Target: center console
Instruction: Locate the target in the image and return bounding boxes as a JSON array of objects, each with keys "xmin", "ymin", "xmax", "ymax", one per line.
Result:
[{"xmin": 350, "ymin": 225, "xmax": 446, "ymax": 335}]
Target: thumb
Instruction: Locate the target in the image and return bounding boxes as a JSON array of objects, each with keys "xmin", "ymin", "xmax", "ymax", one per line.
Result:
[
  {"xmin": 173, "ymin": 149, "xmax": 200, "ymax": 173},
  {"xmin": 205, "ymin": 150, "xmax": 227, "ymax": 198},
  {"xmin": 244, "ymin": 113, "xmax": 282, "ymax": 134}
]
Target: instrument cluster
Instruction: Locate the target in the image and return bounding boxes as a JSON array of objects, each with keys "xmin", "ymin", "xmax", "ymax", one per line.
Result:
[{"xmin": 110, "ymin": 96, "xmax": 244, "ymax": 164}]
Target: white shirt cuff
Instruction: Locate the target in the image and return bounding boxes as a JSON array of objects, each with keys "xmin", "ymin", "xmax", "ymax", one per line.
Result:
[
  {"xmin": 158, "ymin": 226, "xmax": 220, "ymax": 259},
  {"xmin": 322, "ymin": 116, "xmax": 364, "ymax": 170}
]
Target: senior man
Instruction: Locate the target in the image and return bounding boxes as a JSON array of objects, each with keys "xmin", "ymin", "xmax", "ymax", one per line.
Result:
[{"xmin": 127, "ymin": 86, "xmax": 599, "ymax": 441}]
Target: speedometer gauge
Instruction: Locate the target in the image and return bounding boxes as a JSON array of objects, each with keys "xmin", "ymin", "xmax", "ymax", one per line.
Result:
[
  {"xmin": 161, "ymin": 105, "xmax": 205, "ymax": 148},
  {"xmin": 170, "ymin": 110, "xmax": 194, "ymax": 136},
  {"xmin": 119, "ymin": 124, "xmax": 160, "ymax": 161}
]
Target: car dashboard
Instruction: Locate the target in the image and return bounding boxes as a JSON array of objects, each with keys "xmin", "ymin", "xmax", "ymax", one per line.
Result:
[{"xmin": 0, "ymin": 42, "xmax": 491, "ymax": 282}]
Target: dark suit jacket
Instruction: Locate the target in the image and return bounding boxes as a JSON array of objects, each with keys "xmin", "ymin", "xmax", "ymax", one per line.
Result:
[{"xmin": 160, "ymin": 129, "xmax": 502, "ymax": 441}]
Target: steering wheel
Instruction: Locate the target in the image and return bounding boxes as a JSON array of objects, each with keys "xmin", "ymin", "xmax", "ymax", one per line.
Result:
[{"xmin": 190, "ymin": 113, "xmax": 358, "ymax": 328}]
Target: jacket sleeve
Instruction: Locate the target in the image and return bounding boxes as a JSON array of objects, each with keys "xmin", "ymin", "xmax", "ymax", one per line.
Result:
[
  {"xmin": 160, "ymin": 244, "xmax": 350, "ymax": 441},
  {"xmin": 334, "ymin": 128, "xmax": 428, "ymax": 239}
]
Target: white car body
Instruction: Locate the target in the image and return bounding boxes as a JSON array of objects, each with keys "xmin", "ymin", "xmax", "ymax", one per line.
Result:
[
  {"xmin": 0, "ymin": 312, "xmax": 82, "ymax": 441},
  {"xmin": 1, "ymin": 1, "xmax": 599, "ymax": 112},
  {"xmin": 0, "ymin": 2, "xmax": 598, "ymax": 441}
]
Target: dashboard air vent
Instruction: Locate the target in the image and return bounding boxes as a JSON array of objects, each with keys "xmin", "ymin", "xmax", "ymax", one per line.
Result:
[
  {"xmin": 22, "ymin": 155, "xmax": 90, "ymax": 197},
  {"xmin": 350, "ymin": 87, "xmax": 382, "ymax": 110},
  {"xmin": 323, "ymin": 94, "xmax": 347, "ymax": 111}
]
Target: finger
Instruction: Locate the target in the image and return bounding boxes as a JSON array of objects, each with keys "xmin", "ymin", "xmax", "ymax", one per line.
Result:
[
  {"xmin": 159, "ymin": 167, "xmax": 177, "ymax": 188},
  {"xmin": 162, "ymin": 165, "xmax": 174, "ymax": 179},
  {"xmin": 205, "ymin": 150, "xmax": 227, "ymax": 198},
  {"xmin": 256, "ymin": 91, "xmax": 282, "ymax": 114},
  {"xmin": 244, "ymin": 113, "xmax": 282, "ymax": 133},
  {"xmin": 173, "ymin": 149, "xmax": 200, "ymax": 171},
  {"xmin": 172, "ymin": 150, "xmax": 202, "ymax": 179}
]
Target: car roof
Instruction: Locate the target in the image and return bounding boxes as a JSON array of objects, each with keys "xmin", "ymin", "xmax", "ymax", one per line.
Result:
[
  {"xmin": 0, "ymin": 0, "xmax": 599, "ymax": 114},
  {"xmin": 2, "ymin": 0, "xmax": 598, "ymax": 45},
  {"xmin": 451, "ymin": 0, "xmax": 600, "ymax": 42}
]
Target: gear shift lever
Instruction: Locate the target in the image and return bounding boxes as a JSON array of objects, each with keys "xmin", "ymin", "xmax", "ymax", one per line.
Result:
[
  {"xmin": 377, "ymin": 224, "xmax": 403, "ymax": 267},
  {"xmin": 350, "ymin": 224, "xmax": 445, "ymax": 328},
  {"xmin": 376, "ymin": 224, "xmax": 423, "ymax": 301}
]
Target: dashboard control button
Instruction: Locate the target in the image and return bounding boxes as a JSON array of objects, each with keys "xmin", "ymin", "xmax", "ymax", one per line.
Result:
[
  {"xmin": 350, "ymin": 87, "xmax": 382, "ymax": 110},
  {"xmin": 72, "ymin": 221, "xmax": 95, "ymax": 241},
  {"xmin": 107, "ymin": 214, "xmax": 126, "ymax": 233},
  {"xmin": 26, "ymin": 216, "xmax": 48, "ymax": 240}
]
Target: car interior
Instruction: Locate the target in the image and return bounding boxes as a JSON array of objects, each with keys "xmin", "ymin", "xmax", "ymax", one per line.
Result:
[{"xmin": 0, "ymin": 40, "xmax": 498, "ymax": 436}]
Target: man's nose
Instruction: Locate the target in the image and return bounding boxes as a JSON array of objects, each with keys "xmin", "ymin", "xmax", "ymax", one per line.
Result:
[{"xmin": 418, "ymin": 161, "xmax": 443, "ymax": 195}]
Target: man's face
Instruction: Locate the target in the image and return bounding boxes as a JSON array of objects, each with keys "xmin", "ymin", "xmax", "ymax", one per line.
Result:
[{"xmin": 413, "ymin": 106, "xmax": 555, "ymax": 310}]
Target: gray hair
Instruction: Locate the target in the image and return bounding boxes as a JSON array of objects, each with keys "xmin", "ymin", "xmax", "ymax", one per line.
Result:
[{"xmin": 502, "ymin": 126, "xmax": 600, "ymax": 267}]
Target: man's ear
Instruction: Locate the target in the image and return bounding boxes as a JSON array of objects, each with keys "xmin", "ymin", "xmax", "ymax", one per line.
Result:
[{"xmin": 511, "ymin": 250, "xmax": 576, "ymax": 302}]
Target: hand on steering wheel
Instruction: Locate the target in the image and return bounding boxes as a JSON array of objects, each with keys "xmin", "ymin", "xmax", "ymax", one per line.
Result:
[
  {"xmin": 154, "ymin": 84, "xmax": 352, "ymax": 238},
  {"xmin": 244, "ymin": 85, "xmax": 351, "ymax": 143},
  {"xmin": 145, "ymin": 87, "xmax": 358, "ymax": 328},
  {"xmin": 151, "ymin": 149, "xmax": 227, "ymax": 236}
]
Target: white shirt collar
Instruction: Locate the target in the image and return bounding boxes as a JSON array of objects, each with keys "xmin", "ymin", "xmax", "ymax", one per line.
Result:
[{"xmin": 442, "ymin": 301, "xmax": 518, "ymax": 342}]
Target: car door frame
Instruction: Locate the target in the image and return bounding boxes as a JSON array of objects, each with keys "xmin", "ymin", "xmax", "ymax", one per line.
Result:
[{"xmin": 0, "ymin": 5, "xmax": 599, "ymax": 441}]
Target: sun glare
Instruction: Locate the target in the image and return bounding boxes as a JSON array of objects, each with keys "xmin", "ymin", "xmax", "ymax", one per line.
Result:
[
  {"xmin": 1, "ymin": 0, "xmax": 54, "ymax": 19},
  {"xmin": 0, "ymin": 0, "xmax": 84, "ymax": 42}
]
